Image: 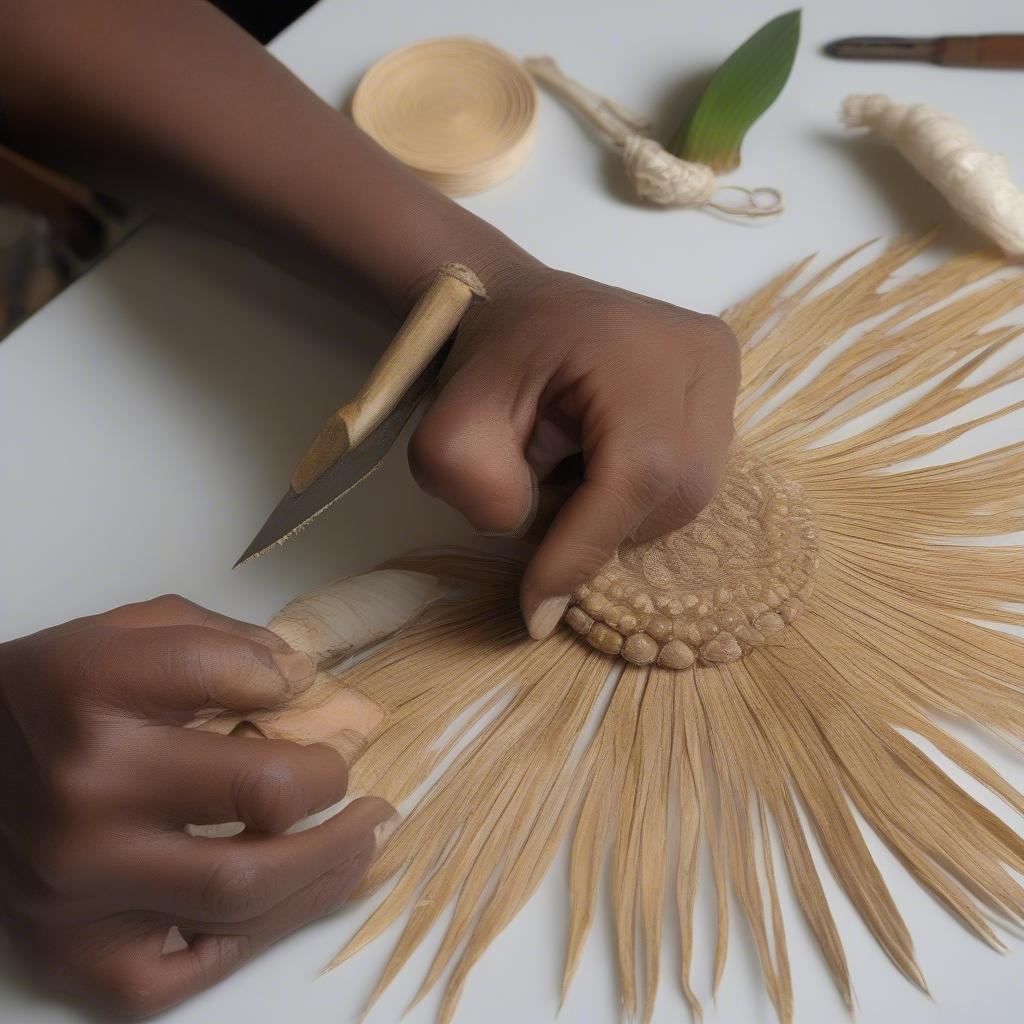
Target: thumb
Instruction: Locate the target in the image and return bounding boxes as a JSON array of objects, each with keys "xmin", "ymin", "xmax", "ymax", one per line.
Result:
[{"xmin": 408, "ymin": 374, "xmax": 537, "ymax": 537}]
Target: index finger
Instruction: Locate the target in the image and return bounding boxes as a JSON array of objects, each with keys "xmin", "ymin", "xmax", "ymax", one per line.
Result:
[
  {"xmin": 521, "ymin": 329, "xmax": 739, "ymax": 639},
  {"xmin": 97, "ymin": 593, "xmax": 291, "ymax": 651},
  {"xmin": 520, "ymin": 424, "xmax": 685, "ymax": 639},
  {"xmin": 92, "ymin": 623, "xmax": 315, "ymax": 719}
]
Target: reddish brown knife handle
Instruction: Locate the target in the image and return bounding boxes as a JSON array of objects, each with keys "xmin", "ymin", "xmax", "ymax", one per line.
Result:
[{"xmin": 936, "ymin": 35, "xmax": 1024, "ymax": 68}]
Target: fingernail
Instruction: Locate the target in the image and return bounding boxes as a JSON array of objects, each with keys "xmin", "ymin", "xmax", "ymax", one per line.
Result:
[
  {"xmin": 372, "ymin": 811, "xmax": 402, "ymax": 849},
  {"xmin": 479, "ymin": 467, "xmax": 539, "ymax": 539},
  {"xmin": 348, "ymin": 795, "xmax": 397, "ymax": 831},
  {"xmin": 230, "ymin": 720, "xmax": 267, "ymax": 740},
  {"xmin": 524, "ymin": 594, "xmax": 570, "ymax": 640},
  {"xmin": 329, "ymin": 728, "xmax": 368, "ymax": 763},
  {"xmin": 273, "ymin": 649, "xmax": 316, "ymax": 691}
]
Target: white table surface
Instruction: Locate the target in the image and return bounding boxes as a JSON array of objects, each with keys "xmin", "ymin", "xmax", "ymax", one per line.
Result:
[{"xmin": 3, "ymin": 0, "xmax": 1024, "ymax": 1021}]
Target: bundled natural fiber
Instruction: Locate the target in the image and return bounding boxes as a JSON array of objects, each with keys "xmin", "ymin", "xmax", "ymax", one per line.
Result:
[
  {"xmin": 352, "ymin": 37, "xmax": 537, "ymax": 197},
  {"xmin": 843, "ymin": 95, "xmax": 1024, "ymax": 258},
  {"xmin": 206, "ymin": 238, "xmax": 1024, "ymax": 1022},
  {"xmin": 525, "ymin": 55, "xmax": 783, "ymax": 217}
]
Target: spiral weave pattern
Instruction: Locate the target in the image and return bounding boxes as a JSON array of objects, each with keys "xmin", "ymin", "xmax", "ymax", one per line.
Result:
[{"xmin": 352, "ymin": 37, "xmax": 537, "ymax": 197}]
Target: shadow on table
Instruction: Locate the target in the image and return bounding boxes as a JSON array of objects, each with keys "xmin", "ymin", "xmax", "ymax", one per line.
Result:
[
  {"xmin": 811, "ymin": 129, "xmax": 986, "ymax": 258},
  {"xmin": 0, "ymin": 937, "xmax": 109, "ymax": 1024},
  {"xmin": 91, "ymin": 218, "xmax": 394, "ymax": 469},
  {"xmin": 72, "ymin": 219, "xmax": 477, "ymax": 598}
]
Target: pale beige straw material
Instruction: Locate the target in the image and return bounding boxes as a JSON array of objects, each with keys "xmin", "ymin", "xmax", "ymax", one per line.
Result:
[
  {"xmin": 352, "ymin": 37, "xmax": 538, "ymax": 197},
  {"xmin": 566, "ymin": 447, "xmax": 816, "ymax": 666},
  {"xmin": 206, "ymin": 239, "xmax": 1024, "ymax": 1024}
]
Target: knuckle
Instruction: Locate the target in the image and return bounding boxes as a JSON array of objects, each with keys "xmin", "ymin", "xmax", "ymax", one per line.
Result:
[
  {"xmin": 304, "ymin": 856, "xmax": 366, "ymax": 919},
  {"xmin": 408, "ymin": 419, "xmax": 499, "ymax": 504},
  {"xmin": 407, "ymin": 416, "xmax": 467, "ymax": 496},
  {"xmin": 200, "ymin": 855, "xmax": 275, "ymax": 921},
  {"xmin": 172, "ymin": 632, "xmax": 213, "ymax": 682},
  {"xmin": 640, "ymin": 435, "xmax": 684, "ymax": 486},
  {"xmin": 698, "ymin": 314, "xmax": 741, "ymax": 369},
  {"xmin": 86, "ymin": 960, "xmax": 160, "ymax": 1019},
  {"xmin": 221, "ymin": 639, "xmax": 276, "ymax": 685},
  {"xmin": 35, "ymin": 754, "xmax": 120, "ymax": 874},
  {"xmin": 142, "ymin": 593, "xmax": 198, "ymax": 620},
  {"xmin": 176, "ymin": 631, "xmax": 272, "ymax": 694},
  {"xmin": 614, "ymin": 436, "xmax": 682, "ymax": 507},
  {"xmin": 47, "ymin": 758, "xmax": 114, "ymax": 821},
  {"xmin": 239, "ymin": 751, "xmax": 306, "ymax": 832},
  {"xmin": 32, "ymin": 826, "xmax": 99, "ymax": 895},
  {"xmin": 37, "ymin": 627, "xmax": 116, "ymax": 704},
  {"xmin": 35, "ymin": 625, "xmax": 154, "ymax": 718},
  {"xmin": 190, "ymin": 933, "xmax": 251, "ymax": 992}
]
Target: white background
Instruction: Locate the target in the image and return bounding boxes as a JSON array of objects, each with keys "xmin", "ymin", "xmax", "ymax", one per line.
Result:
[{"xmin": 3, "ymin": 0, "xmax": 1024, "ymax": 1021}]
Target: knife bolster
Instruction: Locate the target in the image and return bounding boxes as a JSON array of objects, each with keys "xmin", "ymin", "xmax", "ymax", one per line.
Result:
[{"xmin": 291, "ymin": 415, "xmax": 353, "ymax": 494}]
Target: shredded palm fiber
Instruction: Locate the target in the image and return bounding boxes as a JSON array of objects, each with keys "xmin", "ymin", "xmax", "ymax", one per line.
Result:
[{"xmin": 296, "ymin": 239, "xmax": 1024, "ymax": 1023}]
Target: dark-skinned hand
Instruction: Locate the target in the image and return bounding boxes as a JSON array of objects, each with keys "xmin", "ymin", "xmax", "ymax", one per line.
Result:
[
  {"xmin": 409, "ymin": 263, "xmax": 741, "ymax": 637},
  {"xmin": 0, "ymin": 595, "xmax": 393, "ymax": 1019}
]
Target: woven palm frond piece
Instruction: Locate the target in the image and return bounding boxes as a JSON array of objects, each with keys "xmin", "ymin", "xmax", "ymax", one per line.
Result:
[{"xmin": 208, "ymin": 238, "xmax": 1024, "ymax": 1023}]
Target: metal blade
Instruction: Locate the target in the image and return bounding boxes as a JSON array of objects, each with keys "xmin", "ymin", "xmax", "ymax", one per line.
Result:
[
  {"xmin": 234, "ymin": 343, "xmax": 450, "ymax": 567},
  {"xmin": 824, "ymin": 36, "xmax": 937, "ymax": 61}
]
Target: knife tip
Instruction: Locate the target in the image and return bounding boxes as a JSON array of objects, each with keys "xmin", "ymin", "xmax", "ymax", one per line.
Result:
[
  {"xmin": 232, "ymin": 483, "xmax": 336, "ymax": 570},
  {"xmin": 231, "ymin": 485, "xmax": 305, "ymax": 569},
  {"xmin": 233, "ymin": 543, "xmax": 265, "ymax": 569},
  {"xmin": 823, "ymin": 37, "xmax": 862, "ymax": 58}
]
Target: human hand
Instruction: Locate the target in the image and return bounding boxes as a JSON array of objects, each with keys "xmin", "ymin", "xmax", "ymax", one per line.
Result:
[
  {"xmin": 407, "ymin": 262, "xmax": 740, "ymax": 638},
  {"xmin": 0, "ymin": 596, "xmax": 394, "ymax": 1018}
]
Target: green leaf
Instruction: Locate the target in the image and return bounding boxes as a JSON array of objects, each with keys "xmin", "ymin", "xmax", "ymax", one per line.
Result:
[{"xmin": 668, "ymin": 9, "xmax": 801, "ymax": 172}]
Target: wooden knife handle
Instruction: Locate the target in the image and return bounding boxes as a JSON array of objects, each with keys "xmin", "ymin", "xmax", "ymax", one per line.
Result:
[
  {"xmin": 290, "ymin": 263, "xmax": 487, "ymax": 494},
  {"xmin": 936, "ymin": 35, "xmax": 1024, "ymax": 68}
]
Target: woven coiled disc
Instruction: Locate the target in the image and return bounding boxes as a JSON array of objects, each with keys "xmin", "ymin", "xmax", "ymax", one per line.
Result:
[
  {"xmin": 566, "ymin": 450, "xmax": 818, "ymax": 667},
  {"xmin": 351, "ymin": 37, "xmax": 537, "ymax": 197}
]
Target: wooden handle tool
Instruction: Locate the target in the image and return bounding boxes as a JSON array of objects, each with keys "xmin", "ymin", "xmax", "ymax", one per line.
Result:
[
  {"xmin": 825, "ymin": 34, "xmax": 1024, "ymax": 69},
  {"xmin": 235, "ymin": 262, "xmax": 487, "ymax": 566},
  {"xmin": 291, "ymin": 262, "xmax": 487, "ymax": 493}
]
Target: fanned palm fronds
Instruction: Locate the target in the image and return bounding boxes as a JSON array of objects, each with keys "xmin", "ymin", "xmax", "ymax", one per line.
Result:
[{"xmin": 221, "ymin": 239, "xmax": 1024, "ymax": 1023}]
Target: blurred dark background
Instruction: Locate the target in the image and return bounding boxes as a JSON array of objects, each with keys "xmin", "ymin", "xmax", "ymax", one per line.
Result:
[
  {"xmin": 210, "ymin": 1, "xmax": 318, "ymax": 44},
  {"xmin": 0, "ymin": 0, "xmax": 318, "ymax": 340}
]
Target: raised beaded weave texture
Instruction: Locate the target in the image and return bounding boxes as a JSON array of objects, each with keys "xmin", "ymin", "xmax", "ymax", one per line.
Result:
[{"xmin": 566, "ymin": 449, "xmax": 818, "ymax": 666}]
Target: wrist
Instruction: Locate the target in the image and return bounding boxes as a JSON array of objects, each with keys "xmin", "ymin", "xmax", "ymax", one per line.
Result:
[{"xmin": 392, "ymin": 221, "xmax": 546, "ymax": 314}]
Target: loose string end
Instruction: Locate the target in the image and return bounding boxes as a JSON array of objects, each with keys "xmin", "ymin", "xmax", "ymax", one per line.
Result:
[{"xmin": 707, "ymin": 185, "xmax": 785, "ymax": 218}]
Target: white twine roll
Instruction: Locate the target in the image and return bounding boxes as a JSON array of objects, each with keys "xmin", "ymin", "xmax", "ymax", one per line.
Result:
[{"xmin": 352, "ymin": 37, "xmax": 538, "ymax": 197}]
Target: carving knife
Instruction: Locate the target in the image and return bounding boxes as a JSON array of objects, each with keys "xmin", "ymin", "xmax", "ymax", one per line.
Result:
[
  {"xmin": 235, "ymin": 263, "xmax": 487, "ymax": 567},
  {"xmin": 824, "ymin": 34, "xmax": 1024, "ymax": 68}
]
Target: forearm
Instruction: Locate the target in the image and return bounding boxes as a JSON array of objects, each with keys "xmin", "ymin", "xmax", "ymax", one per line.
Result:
[{"xmin": 0, "ymin": 0, "xmax": 536, "ymax": 310}]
